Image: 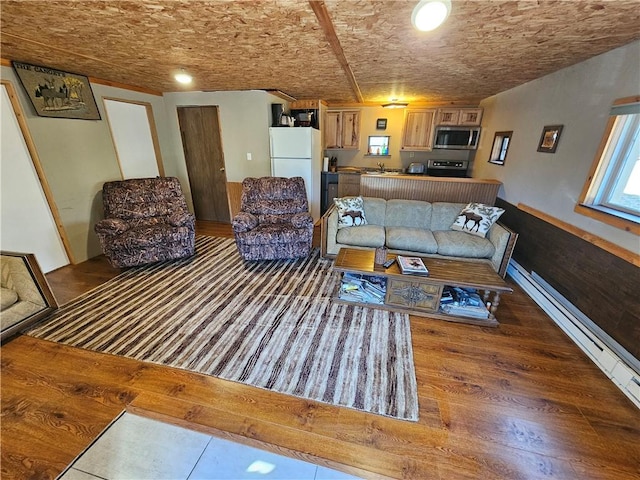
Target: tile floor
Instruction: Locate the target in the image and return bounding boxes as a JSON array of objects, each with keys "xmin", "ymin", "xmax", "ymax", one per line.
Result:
[{"xmin": 58, "ymin": 412, "xmax": 362, "ymax": 480}]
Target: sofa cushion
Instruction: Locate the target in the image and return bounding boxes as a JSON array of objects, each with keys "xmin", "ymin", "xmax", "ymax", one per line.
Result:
[
  {"xmin": 334, "ymin": 196, "xmax": 368, "ymax": 229},
  {"xmin": 361, "ymin": 197, "xmax": 387, "ymax": 225},
  {"xmin": 385, "ymin": 199, "xmax": 432, "ymax": 229},
  {"xmin": 336, "ymin": 225, "xmax": 385, "ymax": 248},
  {"xmin": 237, "ymin": 223, "xmax": 313, "ymax": 245},
  {"xmin": 1, "ymin": 287, "xmax": 18, "ymax": 310},
  {"xmin": 433, "ymin": 230, "xmax": 496, "ymax": 258},
  {"xmin": 451, "ymin": 203, "xmax": 505, "ymax": 238},
  {"xmin": 386, "ymin": 227, "xmax": 438, "ymax": 254},
  {"xmin": 430, "ymin": 202, "xmax": 467, "ymax": 231}
]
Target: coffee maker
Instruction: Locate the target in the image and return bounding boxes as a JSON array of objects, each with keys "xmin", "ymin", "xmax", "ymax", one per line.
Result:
[{"xmin": 271, "ymin": 104, "xmax": 284, "ymax": 127}]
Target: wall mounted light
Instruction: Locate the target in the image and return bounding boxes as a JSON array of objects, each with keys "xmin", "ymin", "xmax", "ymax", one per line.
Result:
[
  {"xmin": 411, "ymin": 0, "xmax": 451, "ymax": 32},
  {"xmin": 174, "ymin": 69, "xmax": 193, "ymax": 84}
]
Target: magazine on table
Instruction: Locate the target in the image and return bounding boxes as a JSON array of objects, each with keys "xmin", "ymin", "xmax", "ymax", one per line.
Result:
[
  {"xmin": 396, "ymin": 256, "xmax": 429, "ymax": 276},
  {"xmin": 340, "ymin": 273, "xmax": 387, "ymax": 304}
]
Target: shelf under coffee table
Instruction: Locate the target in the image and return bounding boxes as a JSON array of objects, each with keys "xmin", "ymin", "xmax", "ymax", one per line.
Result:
[{"xmin": 333, "ymin": 248, "xmax": 513, "ymax": 327}]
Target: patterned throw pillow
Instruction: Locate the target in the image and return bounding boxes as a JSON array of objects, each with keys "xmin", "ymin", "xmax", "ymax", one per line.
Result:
[
  {"xmin": 451, "ymin": 202, "xmax": 505, "ymax": 238},
  {"xmin": 334, "ymin": 196, "xmax": 368, "ymax": 229}
]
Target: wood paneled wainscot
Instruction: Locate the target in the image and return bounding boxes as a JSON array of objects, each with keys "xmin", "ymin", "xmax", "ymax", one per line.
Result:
[
  {"xmin": 359, "ymin": 174, "xmax": 502, "ymax": 205},
  {"xmin": 337, "ymin": 172, "xmax": 361, "ymax": 197}
]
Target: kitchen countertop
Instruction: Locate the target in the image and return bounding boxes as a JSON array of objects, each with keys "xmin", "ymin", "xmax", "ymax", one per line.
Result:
[{"xmin": 324, "ymin": 169, "xmax": 502, "ymax": 184}]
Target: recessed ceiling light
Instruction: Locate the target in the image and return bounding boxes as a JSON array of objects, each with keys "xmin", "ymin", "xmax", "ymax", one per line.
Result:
[
  {"xmin": 174, "ymin": 69, "xmax": 193, "ymax": 84},
  {"xmin": 412, "ymin": 0, "xmax": 451, "ymax": 32}
]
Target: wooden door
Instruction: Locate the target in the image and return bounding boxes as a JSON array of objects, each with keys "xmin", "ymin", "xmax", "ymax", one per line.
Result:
[{"xmin": 177, "ymin": 106, "xmax": 230, "ymax": 223}]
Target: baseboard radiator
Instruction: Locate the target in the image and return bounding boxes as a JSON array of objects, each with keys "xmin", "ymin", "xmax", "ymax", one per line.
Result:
[{"xmin": 507, "ymin": 260, "xmax": 640, "ymax": 409}]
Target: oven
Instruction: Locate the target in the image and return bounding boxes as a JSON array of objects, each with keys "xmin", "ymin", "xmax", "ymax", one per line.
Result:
[{"xmin": 426, "ymin": 160, "xmax": 469, "ymax": 177}]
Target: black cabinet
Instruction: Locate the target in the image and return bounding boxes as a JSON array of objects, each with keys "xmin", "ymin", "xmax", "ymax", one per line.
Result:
[{"xmin": 321, "ymin": 172, "xmax": 339, "ymax": 215}]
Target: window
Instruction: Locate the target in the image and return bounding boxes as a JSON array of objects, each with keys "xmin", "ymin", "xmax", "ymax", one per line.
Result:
[
  {"xmin": 577, "ymin": 96, "xmax": 640, "ymax": 232},
  {"xmin": 367, "ymin": 136, "xmax": 390, "ymax": 155},
  {"xmin": 488, "ymin": 131, "xmax": 512, "ymax": 165}
]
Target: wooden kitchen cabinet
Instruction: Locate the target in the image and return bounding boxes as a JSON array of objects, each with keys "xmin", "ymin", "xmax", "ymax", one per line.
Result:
[
  {"xmin": 325, "ymin": 110, "xmax": 360, "ymax": 150},
  {"xmin": 401, "ymin": 109, "xmax": 436, "ymax": 151},
  {"xmin": 436, "ymin": 108, "xmax": 483, "ymax": 126},
  {"xmin": 290, "ymin": 99, "xmax": 323, "ymax": 109}
]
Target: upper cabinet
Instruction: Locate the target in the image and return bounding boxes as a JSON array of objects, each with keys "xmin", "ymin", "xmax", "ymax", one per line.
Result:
[
  {"xmin": 401, "ymin": 109, "xmax": 436, "ymax": 151},
  {"xmin": 325, "ymin": 110, "xmax": 360, "ymax": 149},
  {"xmin": 436, "ymin": 108, "xmax": 483, "ymax": 126}
]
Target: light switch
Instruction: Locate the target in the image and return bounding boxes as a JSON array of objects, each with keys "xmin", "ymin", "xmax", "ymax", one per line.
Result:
[{"xmin": 246, "ymin": 152, "xmax": 252, "ymax": 161}]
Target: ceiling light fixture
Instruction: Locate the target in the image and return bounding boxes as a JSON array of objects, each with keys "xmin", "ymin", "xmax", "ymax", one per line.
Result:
[
  {"xmin": 411, "ymin": 0, "xmax": 451, "ymax": 32},
  {"xmin": 174, "ymin": 69, "xmax": 193, "ymax": 85},
  {"xmin": 382, "ymin": 100, "xmax": 409, "ymax": 109}
]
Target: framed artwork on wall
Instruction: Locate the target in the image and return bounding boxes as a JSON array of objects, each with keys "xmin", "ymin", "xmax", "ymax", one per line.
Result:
[
  {"xmin": 12, "ymin": 61, "xmax": 101, "ymax": 120},
  {"xmin": 537, "ymin": 125, "xmax": 563, "ymax": 153},
  {"xmin": 376, "ymin": 118, "xmax": 387, "ymax": 130}
]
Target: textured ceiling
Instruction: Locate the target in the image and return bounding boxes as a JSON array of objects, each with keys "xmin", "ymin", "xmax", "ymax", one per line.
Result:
[{"xmin": 1, "ymin": 0, "xmax": 639, "ymax": 106}]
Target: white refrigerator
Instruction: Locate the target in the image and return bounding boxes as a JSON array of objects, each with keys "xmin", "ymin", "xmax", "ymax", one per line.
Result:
[{"xmin": 269, "ymin": 127, "xmax": 322, "ymax": 220}]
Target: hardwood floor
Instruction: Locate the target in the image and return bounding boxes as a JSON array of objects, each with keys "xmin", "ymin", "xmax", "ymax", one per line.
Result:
[{"xmin": 2, "ymin": 221, "xmax": 639, "ymax": 479}]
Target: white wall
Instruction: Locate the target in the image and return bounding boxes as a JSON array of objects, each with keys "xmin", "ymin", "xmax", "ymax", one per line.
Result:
[
  {"xmin": 473, "ymin": 40, "xmax": 640, "ymax": 253},
  {"xmin": 1, "ymin": 84, "xmax": 69, "ymax": 273},
  {"xmin": 0, "ymin": 65, "xmax": 173, "ymax": 263},
  {"xmin": 161, "ymin": 90, "xmax": 278, "ymax": 204},
  {"xmin": 1, "ymin": 64, "xmax": 286, "ymax": 262}
]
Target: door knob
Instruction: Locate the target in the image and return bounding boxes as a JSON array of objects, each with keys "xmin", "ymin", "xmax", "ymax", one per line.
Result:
[{"xmin": 220, "ymin": 167, "xmax": 225, "ymax": 172}]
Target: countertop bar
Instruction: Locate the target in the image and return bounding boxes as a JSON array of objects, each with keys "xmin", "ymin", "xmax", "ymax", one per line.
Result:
[{"xmin": 359, "ymin": 174, "xmax": 502, "ymax": 204}]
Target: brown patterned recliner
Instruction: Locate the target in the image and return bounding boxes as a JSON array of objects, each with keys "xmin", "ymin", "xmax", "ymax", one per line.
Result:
[
  {"xmin": 232, "ymin": 177, "xmax": 314, "ymax": 261},
  {"xmin": 94, "ymin": 177, "xmax": 196, "ymax": 268}
]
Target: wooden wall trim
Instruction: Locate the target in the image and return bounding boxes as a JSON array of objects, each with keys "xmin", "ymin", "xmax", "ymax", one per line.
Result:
[
  {"xmin": 1, "ymin": 79, "xmax": 76, "ymax": 264},
  {"xmin": 227, "ymin": 182, "xmax": 243, "ymax": 220},
  {"xmin": 518, "ymin": 203, "xmax": 639, "ymax": 267}
]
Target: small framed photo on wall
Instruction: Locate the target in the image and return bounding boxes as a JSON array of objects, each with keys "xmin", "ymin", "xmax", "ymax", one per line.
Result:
[
  {"xmin": 537, "ymin": 125, "xmax": 563, "ymax": 153},
  {"xmin": 376, "ymin": 118, "xmax": 387, "ymax": 130}
]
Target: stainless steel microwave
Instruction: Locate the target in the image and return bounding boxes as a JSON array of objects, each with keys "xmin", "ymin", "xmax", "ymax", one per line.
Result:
[{"xmin": 433, "ymin": 126, "xmax": 480, "ymax": 150}]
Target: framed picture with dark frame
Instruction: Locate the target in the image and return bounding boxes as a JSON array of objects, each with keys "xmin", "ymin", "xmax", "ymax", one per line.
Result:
[
  {"xmin": 537, "ymin": 125, "xmax": 563, "ymax": 153},
  {"xmin": 0, "ymin": 251, "xmax": 58, "ymax": 341},
  {"xmin": 12, "ymin": 61, "xmax": 101, "ymax": 120},
  {"xmin": 376, "ymin": 118, "xmax": 387, "ymax": 130},
  {"xmin": 488, "ymin": 131, "xmax": 513, "ymax": 165}
]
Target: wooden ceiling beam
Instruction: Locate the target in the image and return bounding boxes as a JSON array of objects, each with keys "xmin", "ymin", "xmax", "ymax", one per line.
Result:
[{"xmin": 309, "ymin": 0, "xmax": 363, "ymax": 104}]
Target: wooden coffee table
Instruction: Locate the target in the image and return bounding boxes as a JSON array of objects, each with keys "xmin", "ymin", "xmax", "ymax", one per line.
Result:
[{"xmin": 333, "ymin": 248, "xmax": 513, "ymax": 327}]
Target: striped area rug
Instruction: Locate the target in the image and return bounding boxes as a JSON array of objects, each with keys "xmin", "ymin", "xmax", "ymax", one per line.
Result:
[{"xmin": 28, "ymin": 236, "xmax": 419, "ymax": 421}]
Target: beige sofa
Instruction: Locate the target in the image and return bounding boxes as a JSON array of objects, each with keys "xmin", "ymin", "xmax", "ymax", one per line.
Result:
[{"xmin": 321, "ymin": 198, "xmax": 518, "ymax": 277}]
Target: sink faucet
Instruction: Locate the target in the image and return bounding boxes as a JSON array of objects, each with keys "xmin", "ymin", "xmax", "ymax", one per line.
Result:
[{"xmin": 377, "ymin": 162, "xmax": 385, "ymax": 172}]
